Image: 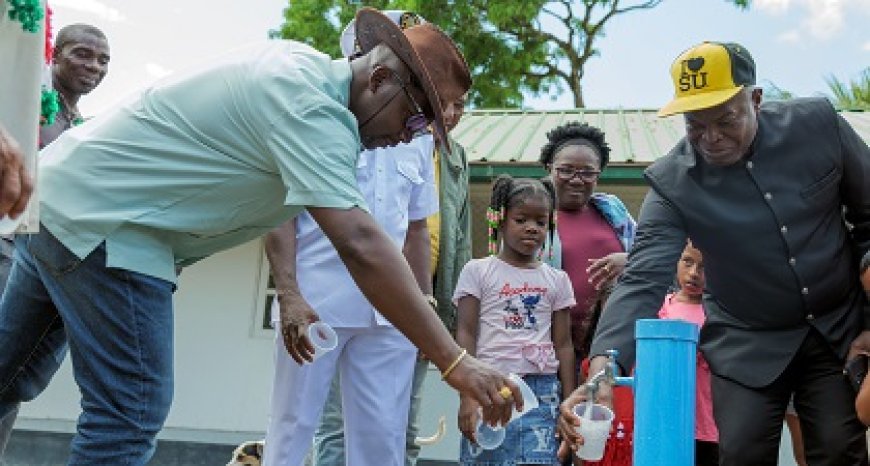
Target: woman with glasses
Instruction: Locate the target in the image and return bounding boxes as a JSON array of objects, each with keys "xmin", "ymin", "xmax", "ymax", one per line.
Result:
[{"xmin": 538, "ymin": 121, "xmax": 636, "ymax": 466}]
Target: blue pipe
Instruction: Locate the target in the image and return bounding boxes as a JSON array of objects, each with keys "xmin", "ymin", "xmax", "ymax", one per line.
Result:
[{"xmin": 610, "ymin": 319, "xmax": 698, "ymax": 465}]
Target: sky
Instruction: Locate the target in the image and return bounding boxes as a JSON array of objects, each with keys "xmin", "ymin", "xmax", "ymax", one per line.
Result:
[{"xmin": 50, "ymin": 0, "xmax": 870, "ymax": 117}]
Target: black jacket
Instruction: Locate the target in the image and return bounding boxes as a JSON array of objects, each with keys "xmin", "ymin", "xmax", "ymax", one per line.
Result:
[{"xmin": 591, "ymin": 98, "xmax": 870, "ymax": 387}]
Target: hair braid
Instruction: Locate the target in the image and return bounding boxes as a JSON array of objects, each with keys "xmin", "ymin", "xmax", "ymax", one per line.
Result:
[
  {"xmin": 487, "ymin": 175, "xmax": 556, "ymax": 257},
  {"xmin": 540, "ymin": 177, "xmax": 557, "ymax": 259},
  {"xmin": 487, "ymin": 175, "xmax": 513, "ymax": 255}
]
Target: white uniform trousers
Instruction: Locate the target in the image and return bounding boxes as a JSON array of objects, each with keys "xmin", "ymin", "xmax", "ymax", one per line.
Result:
[{"xmin": 264, "ymin": 325, "xmax": 417, "ymax": 466}]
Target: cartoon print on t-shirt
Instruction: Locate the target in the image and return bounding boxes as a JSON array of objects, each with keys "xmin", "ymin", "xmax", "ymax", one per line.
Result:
[
  {"xmin": 501, "ymin": 294, "xmax": 542, "ymax": 330},
  {"xmin": 519, "ymin": 293, "xmax": 541, "ymax": 330},
  {"xmin": 498, "ymin": 282, "xmax": 547, "ymax": 331},
  {"xmin": 503, "ymin": 298, "xmax": 524, "ymax": 329}
]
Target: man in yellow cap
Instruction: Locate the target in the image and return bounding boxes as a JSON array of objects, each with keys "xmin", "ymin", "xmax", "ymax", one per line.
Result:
[{"xmin": 557, "ymin": 41, "xmax": 870, "ymax": 464}]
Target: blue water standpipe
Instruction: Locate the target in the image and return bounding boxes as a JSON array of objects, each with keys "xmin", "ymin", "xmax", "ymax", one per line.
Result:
[{"xmin": 586, "ymin": 319, "xmax": 698, "ymax": 465}]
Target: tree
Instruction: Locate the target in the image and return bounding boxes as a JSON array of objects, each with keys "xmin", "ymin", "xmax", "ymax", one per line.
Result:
[
  {"xmin": 826, "ymin": 68, "xmax": 870, "ymax": 110},
  {"xmin": 273, "ymin": 1, "xmax": 749, "ymax": 108},
  {"xmin": 761, "ymin": 80, "xmax": 795, "ymax": 101}
]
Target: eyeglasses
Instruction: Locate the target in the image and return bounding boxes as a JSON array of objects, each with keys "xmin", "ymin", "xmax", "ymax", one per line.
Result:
[
  {"xmin": 387, "ymin": 68, "xmax": 430, "ymax": 137},
  {"xmin": 553, "ymin": 166, "xmax": 601, "ymax": 182}
]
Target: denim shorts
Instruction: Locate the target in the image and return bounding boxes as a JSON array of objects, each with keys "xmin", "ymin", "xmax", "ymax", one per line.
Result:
[{"xmin": 460, "ymin": 373, "xmax": 561, "ymax": 466}]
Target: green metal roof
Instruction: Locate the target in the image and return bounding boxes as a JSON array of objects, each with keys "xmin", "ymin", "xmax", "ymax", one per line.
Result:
[{"xmin": 454, "ymin": 108, "xmax": 870, "ymax": 183}]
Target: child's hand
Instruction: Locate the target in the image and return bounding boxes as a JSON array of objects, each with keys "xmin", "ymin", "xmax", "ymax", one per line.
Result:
[{"xmin": 457, "ymin": 395, "xmax": 481, "ymax": 443}]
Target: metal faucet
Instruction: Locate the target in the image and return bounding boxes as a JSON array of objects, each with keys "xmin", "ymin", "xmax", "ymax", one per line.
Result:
[{"xmin": 583, "ymin": 349, "xmax": 623, "ymax": 401}]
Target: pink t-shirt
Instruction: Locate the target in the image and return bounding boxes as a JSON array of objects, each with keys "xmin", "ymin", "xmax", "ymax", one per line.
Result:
[
  {"xmin": 453, "ymin": 256, "xmax": 576, "ymax": 375},
  {"xmin": 658, "ymin": 293, "xmax": 718, "ymax": 442}
]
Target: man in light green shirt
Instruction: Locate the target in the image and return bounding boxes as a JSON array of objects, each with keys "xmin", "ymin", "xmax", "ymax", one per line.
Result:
[{"xmin": 0, "ymin": 9, "xmax": 521, "ymax": 465}]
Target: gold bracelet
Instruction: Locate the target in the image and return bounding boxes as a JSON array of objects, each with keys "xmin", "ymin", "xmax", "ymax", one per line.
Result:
[{"xmin": 441, "ymin": 348, "xmax": 467, "ymax": 381}]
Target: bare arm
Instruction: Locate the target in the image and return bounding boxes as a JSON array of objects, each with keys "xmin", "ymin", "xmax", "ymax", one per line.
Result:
[
  {"xmin": 857, "ymin": 376, "xmax": 870, "ymax": 426},
  {"xmin": 402, "ymin": 218, "xmax": 432, "ymax": 295},
  {"xmin": 455, "ymin": 295, "xmax": 481, "ymax": 441},
  {"xmin": 308, "ymin": 206, "xmax": 520, "ymax": 423},
  {"xmin": 264, "ymin": 219, "xmax": 317, "ymax": 363},
  {"xmin": 552, "ymin": 309, "xmax": 576, "ymax": 397},
  {"xmin": 0, "ymin": 125, "xmax": 33, "ymax": 218}
]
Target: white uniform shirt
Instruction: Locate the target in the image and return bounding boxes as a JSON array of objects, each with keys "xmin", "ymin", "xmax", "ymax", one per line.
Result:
[{"xmin": 272, "ymin": 134, "xmax": 438, "ymax": 328}]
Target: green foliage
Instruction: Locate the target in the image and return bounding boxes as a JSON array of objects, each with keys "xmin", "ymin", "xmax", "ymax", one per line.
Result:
[
  {"xmin": 761, "ymin": 80, "xmax": 795, "ymax": 101},
  {"xmin": 274, "ymin": 1, "xmax": 749, "ymax": 108},
  {"xmin": 826, "ymin": 68, "xmax": 870, "ymax": 110}
]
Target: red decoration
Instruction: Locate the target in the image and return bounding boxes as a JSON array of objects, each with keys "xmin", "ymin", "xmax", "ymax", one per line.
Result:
[
  {"xmin": 581, "ymin": 358, "xmax": 634, "ymax": 466},
  {"xmin": 43, "ymin": 4, "xmax": 53, "ymax": 64}
]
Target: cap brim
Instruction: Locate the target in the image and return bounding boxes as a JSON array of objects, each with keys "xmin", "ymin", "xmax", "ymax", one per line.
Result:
[
  {"xmin": 354, "ymin": 8, "xmax": 450, "ymax": 155},
  {"xmin": 657, "ymin": 86, "xmax": 744, "ymax": 117}
]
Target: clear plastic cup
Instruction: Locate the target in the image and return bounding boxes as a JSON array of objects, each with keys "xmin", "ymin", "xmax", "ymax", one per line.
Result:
[
  {"xmin": 507, "ymin": 373, "xmax": 538, "ymax": 420},
  {"xmin": 473, "ymin": 373, "xmax": 539, "ymax": 450},
  {"xmin": 572, "ymin": 402, "xmax": 615, "ymax": 461},
  {"xmin": 306, "ymin": 322, "xmax": 337, "ymax": 361},
  {"xmin": 0, "ymin": 215, "xmax": 21, "ymax": 235},
  {"xmin": 474, "ymin": 418, "xmax": 507, "ymax": 450}
]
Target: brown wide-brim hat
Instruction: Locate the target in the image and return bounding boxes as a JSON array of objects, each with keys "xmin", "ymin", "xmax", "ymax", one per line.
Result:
[{"xmin": 355, "ymin": 7, "xmax": 471, "ymax": 155}]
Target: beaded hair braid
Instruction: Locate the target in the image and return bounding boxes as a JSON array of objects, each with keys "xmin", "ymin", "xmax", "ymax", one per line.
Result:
[{"xmin": 486, "ymin": 174, "xmax": 556, "ymax": 258}]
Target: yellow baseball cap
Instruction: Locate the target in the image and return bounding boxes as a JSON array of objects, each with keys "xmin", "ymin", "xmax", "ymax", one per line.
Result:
[{"xmin": 658, "ymin": 42, "xmax": 756, "ymax": 117}]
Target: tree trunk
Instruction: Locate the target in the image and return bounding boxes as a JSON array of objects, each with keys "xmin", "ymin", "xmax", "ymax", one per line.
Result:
[
  {"xmin": 571, "ymin": 76, "xmax": 585, "ymax": 108},
  {"xmin": 574, "ymin": 87, "xmax": 585, "ymax": 108},
  {"xmin": 569, "ymin": 65, "xmax": 585, "ymax": 108}
]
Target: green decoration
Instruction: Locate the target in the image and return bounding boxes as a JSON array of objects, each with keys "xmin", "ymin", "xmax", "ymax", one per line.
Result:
[
  {"xmin": 40, "ymin": 88, "xmax": 59, "ymax": 126},
  {"xmin": 7, "ymin": 0, "xmax": 43, "ymax": 33}
]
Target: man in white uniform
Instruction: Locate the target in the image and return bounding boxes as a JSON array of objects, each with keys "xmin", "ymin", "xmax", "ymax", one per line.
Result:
[{"xmin": 264, "ymin": 128, "xmax": 436, "ymax": 465}]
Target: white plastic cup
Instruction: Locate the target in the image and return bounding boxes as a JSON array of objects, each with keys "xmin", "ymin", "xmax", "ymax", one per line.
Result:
[
  {"xmin": 473, "ymin": 373, "xmax": 540, "ymax": 450},
  {"xmin": 507, "ymin": 373, "xmax": 538, "ymax": 421},
  {"xmin": 0, "ymin": 215, "xmax": 22, "ymax": 235},
  {"xmin": 572, "ymin": 402, "xmax": 614, "ymax": 461},
  {"xmin": 306, "ymin": 322, "xmax": 337, "ymax": 361},
  {"xmin": 474, "ymin": 417, "xmax": 507, "ymax": 450}
]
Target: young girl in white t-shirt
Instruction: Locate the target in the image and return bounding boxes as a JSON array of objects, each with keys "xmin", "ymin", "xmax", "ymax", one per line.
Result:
[{"xmin": 454, "ymin": 175, "xmax": 576, "ymax": 466}]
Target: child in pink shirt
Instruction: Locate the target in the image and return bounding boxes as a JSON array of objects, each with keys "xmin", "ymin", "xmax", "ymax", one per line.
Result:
[
  {"xmin": 657, "ymin": 240, "xmax": 718, "ymax": 466},
  {"xmin": 454, "ymin": 175, "xmax": 576, "ymax": 465}
]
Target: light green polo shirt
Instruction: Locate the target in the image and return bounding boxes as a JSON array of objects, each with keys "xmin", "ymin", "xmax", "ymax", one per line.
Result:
[{"xmin": 39, "ymin": 41, "xmax": 366, "ymax": 283}]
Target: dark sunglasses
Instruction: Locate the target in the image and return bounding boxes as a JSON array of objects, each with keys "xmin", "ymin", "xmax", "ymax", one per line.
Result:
[{"xmin": 387, "ymin": 68, "xmax": 430, "ymax": 137}]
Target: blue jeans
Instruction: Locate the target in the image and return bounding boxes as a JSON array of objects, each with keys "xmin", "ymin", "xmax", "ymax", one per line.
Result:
[
  {"xmin": 312, "ymin": 358, "xmax": 429, "ymax": 466},
  {"xmin": 0, "ymin": 236, "xmax": 18, "ymax": 461},
  {"xmin": 0, "ymin": 229, "xmax": 175, "ymax": 465},
  {"xmin": 459, "ymin": 374, "xmax": 561, "ymax": 466}
]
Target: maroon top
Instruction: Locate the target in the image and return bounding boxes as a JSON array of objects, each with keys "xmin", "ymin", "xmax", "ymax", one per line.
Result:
[{"xmin": 557, "ymin": 207, "xmax": 623, "ymax": 355}]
